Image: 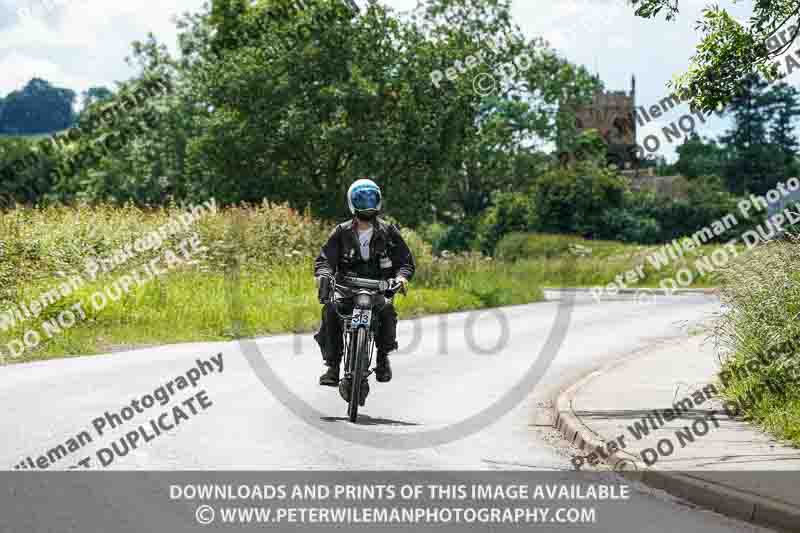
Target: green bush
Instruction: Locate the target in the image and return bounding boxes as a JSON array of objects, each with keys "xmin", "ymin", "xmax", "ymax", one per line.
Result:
[
  {"xmin": 419, "ymin": 222, "xmax": 449, "ymax": 253},
  {"xmin": 398, "ymin": 225, "xmax": 434, "ymax": 276},
  {"xmin": 493, "ymin": 231, "xmax": 730, "ymax": 289},
  {"xmin": 0, "ymin": 136, "xmax": 57, "ymax": 205},
  {"xmin": 476, "ymin": 162, "xmax": 632, "ymax": 254},
  {"xmin": 492, "ymin": 232, "xmax": 529, "ymax": 262},
  {"xmin": 599, "ymin": 206, "xmax": 661, "ymax": 244},
  {"xmin": 621, "ymin": 177, "xmax": 741, "ymax": 243},
  {"xmin": 437, "ymin": 219, "xmax": 480, "ymax": 254},
  {"xmin": 529, "ymin": 161, "xmax": 627, "ymax": 237},
  {"xmin": 475, "ymin": 192, "xmax": 536, "ymax": 254}
]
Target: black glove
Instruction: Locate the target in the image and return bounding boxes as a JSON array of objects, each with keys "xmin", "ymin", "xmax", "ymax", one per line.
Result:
[
  {"xmin": 385, "ymin": 278, "xmax": 407, "ymax": 298},
  {"xmin": 317, "ymin": 275, "xmax": 333, "ymax": 304}
]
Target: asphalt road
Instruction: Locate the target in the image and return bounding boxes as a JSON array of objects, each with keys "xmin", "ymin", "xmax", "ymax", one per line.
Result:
[{"xmin": 0, "ymin": 292, "xmax": 774, "ymax": 532}]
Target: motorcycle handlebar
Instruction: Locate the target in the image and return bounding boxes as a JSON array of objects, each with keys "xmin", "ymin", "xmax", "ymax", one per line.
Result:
[
  {"xmin": 318, "ymin": 276, "xmax": 407, "ymax": 304},
  {"xmin": 341, "ymin": 276, "xmax": 407, "ymax": 296},
  {"xmin": 340, "ymin": 276, "xmax": 387, "ymax": 291}
]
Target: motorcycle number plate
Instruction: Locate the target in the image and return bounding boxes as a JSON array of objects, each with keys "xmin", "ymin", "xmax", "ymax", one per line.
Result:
[{"xmin": 351, "ymin": 309, "xmax": 372, "ymax": 327}]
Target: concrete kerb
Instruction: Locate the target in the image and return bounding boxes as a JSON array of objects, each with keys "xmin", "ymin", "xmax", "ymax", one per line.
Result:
[
  {"xmin": 543, "ymin": 288, "xmax": 717, "ymax": 302},
  {"xmin": 543, "ymin": 287, "xmax": 717, "ymax": 295},
  {"xmin": 551, "ymin": 346, "xmax": 800, "ymax": 532}
]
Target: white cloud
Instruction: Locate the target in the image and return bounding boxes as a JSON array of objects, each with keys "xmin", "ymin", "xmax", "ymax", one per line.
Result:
[
  {"xmin": 514, "ymin": 0, "xmax": 632, "ymax": 57},
  {"xmin": 0, "ymin": 0, "xmax": 202, "ymax": 98},
  {"xmin": 0, "ymin": 49, "xmax": 99, "ymax": 96}
]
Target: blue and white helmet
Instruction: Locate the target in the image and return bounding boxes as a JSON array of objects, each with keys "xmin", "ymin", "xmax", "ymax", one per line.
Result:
[{"xmin": 347, "ymin": 178, "xmax": 382, "ymax": 219}]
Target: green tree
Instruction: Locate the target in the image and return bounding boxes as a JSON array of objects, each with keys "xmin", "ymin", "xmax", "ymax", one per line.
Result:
[
  {"xmin": 101, "ymin": 0, "xmax": 594, "ymax": 226},
  {"xmin": 571, "ymin": 128, "xmax": 609, "ymax": 165},
  {"xmin": 475, "ymin": 190, "xmax": 537, "ymax": 254},
  {"xmin": 719, "ymin": 74, "xmax": 783, "ymax": 194},
  {"xmin": 0, "ymin": 78, "xmax": 76, "ymax": 134},
  {"xmin": 81, "ymin": 86, "xmax": 114, "ymax": 109},
  {"xmin": 630, "ymin": 0, "xmax": 800, "ymax": 111},
  {"xmin": 674, "ymin": 133, "xmax": 726, "ymax": 179},
  {"xmin": 529, "ymin": 161, "xmax": 627, "ymax": 237},
  {"xmin": 184, "ymin": 0, "xmax": 458, "ymax": 223},
  {"xmin": 2, "ymin": 0, "xmax": 599, "ymax": 223},
  {"xmin": 417, "ymin": 0, "xmax": 599, "ymax": 222},
  {"xmin": 766, "ymin": 82, "xmax": 800, "ymax": 178},
  {"xmin": 53, "ymin": 42, "xmax": 181, "ymax": 204},
  {"xmin": 0, "ymin": 136, "xmax": 59, "ymax": 204},
  {"xmin": 436, "ymin": 60, "xmax": 599, "ymax": 221}
]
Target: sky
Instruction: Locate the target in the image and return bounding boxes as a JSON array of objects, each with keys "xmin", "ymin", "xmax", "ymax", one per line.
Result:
[{"xmin": 0, "ymin": 0, "xmax": 773, "ymax": 161}]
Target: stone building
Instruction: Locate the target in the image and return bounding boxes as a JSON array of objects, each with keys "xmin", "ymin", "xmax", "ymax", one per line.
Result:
[{"xmin": 565, "ymin": 76, "xmax": 639, "ymax": 170}]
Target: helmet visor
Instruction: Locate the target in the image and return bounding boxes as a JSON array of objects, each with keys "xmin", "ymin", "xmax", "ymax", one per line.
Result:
[{"xmin": 351, "ymin": 187, "xmax": 381, "ymax": 211}]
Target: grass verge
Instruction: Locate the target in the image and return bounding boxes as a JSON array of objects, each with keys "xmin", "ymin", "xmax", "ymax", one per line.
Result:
[
  {"xmin": 496, "ymin": 232, "xmax": 737, "ymax": 288},
  {"xmin": 714, "ymin": 235, "xmax": 800, "ymax": 446},
  {"xmin": 0, "ymin": 204, "xmax": 740, "ymax": 365},
  {"xmin": 0, "ymin": 255, "xmax": 545, "ymax": 363}
]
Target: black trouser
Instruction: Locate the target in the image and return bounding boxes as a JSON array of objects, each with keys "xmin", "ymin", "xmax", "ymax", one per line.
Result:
[{"xmin": 314, "ymin": 291, "xmax": 398, "ymax": 367}]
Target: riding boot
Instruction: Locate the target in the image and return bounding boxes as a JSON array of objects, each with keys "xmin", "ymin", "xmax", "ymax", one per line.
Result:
[
  {"xmin": 375, "ymin": 352, "xmax": 392, "ymax": 383},
  {"xmin": 319, "ymin": 364, "xmax": 340, "ymax": 386}
]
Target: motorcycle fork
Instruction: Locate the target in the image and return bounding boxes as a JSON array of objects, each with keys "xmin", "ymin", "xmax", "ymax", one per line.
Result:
[
  {"xmin": 342, "ymin": 318, "xmax": 377, "ymax": 378},
  {"xmin": 340, "ymin": 301, "xmax": 382, "ymax": 378}
]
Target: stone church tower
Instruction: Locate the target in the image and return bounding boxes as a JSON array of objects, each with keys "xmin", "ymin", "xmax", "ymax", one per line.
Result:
[{"xmin": 568, "ymin": 76, "xmax": 638, "ymax": 169}]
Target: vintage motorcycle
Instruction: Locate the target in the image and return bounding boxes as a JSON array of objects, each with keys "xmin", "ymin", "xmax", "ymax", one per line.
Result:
[{"xmin": 318, "ymin": 275, "xmax": 406, "ymax": 423}]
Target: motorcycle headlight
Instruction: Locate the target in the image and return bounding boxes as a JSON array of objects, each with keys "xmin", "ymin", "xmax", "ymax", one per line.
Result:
[{"xmin": 355, "ymin": 293, "xmax": 372, "ymax": 308}]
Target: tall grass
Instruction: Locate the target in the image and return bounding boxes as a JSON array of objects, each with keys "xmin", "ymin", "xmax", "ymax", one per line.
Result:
[
  {"xmin": 0, "ymin": 202, "xmax": 752, "ymax": 366},
  {"xmin": 496, "ymin": 232, "xmax": 734, "ymax": 288},
  {"xmin": 0, "ymin": 203, "xmax": 547, "ymax": 362},
  {"xmin": 714, "ymin": 235, "xmax": 800, "ymax": 445}
]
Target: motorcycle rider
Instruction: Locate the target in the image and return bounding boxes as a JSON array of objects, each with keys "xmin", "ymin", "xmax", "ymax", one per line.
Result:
[{"xmin": 314, "ymin": 178, "xmax": 415, "ymax": 386}]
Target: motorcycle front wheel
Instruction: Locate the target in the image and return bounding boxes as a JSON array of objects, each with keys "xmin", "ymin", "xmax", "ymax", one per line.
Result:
[{"xmin": 347, "ymin": 327, "xmax": 369, "ymax": 423}]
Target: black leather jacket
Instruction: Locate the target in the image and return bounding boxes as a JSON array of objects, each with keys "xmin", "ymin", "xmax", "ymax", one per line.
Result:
[{"xmin": 314, "ymin": 218, "xmax": 415, "ymax": 282}]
